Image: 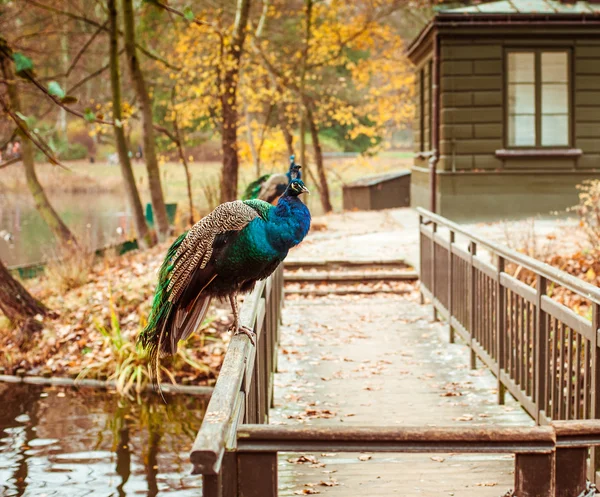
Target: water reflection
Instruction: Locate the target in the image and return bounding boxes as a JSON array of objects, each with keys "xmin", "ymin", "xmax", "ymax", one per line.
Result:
[
  {"xmin": 0, "ymin": 383, "xmax": 206, "ymax": 496},
  {"xmin": 0, "ymin": 192, "xmax": 133, "ymax": 267}
]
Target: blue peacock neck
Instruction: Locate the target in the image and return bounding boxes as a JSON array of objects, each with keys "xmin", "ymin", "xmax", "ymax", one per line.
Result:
[{"xmin": 267, "ymin": 194, "xmax": 311, "ymax": 253}]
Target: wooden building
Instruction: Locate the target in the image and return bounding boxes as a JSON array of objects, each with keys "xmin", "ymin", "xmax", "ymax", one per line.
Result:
[
  {"xmin": 343, "ymin": 171, "xmax": 411, "ymax": 211},
  {"xmin": 407, "ymin": 0, "xmax": 600, "ymax": 220}
]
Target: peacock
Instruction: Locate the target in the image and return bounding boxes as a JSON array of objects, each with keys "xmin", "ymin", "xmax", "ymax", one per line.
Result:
[
  {"xmin": 242, "ymin": 155, "xmax": 302, "ymax": 204},
  {"xmin": 139, "ymin": 173, "xmax": 311, "ymax": 363}
]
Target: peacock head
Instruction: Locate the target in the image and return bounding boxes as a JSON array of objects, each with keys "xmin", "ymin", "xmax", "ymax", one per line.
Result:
[
  {"xmin": 288, "ymin": 155, "xmax": 302, "ymax": 180},
  {"xmin": 285, "ymin": 178, "xmax": 310, "ymax": 197}
]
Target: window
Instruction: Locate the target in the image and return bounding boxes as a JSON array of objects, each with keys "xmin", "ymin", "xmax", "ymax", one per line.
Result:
[
  {"xmin": 418, "ymin": 61, "xmax": 433, "ymax": 153},
  {"xmin": 507, "ymin": 49, "xmax": 570, "ymax": 148}
]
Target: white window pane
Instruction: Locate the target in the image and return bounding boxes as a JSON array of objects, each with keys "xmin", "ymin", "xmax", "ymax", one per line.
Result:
[
  {"xmin": 542, "ymin": 115, "xmax": 569, "ymax": 146},
  {"xmin": 508, "ymin": 52, "xmax": 535, "ymax": 83},
  {"xmin": 542, "ymin": 83, "xmax": 568, "ymax": 114},
  {"xmin": 509, "ymin": 83, "xmax": 536, "ymax": 114},
  {"xmin": 509, "ymin": 115, "xmax": 536, "ymax": 146},
  {"xmin": 542, "ymin": 52, "xmax": 568, "ymax": 83}
]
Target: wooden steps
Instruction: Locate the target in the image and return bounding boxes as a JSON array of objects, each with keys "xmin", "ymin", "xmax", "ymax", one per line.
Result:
[{"xmin": 284, "ymin": 259, "xmax": 418, "ymax": 295}]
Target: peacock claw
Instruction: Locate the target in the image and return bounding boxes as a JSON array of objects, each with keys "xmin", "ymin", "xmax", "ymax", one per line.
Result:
[{"xmin": 231, "ymin": 325, "xmax": 256, "ymax": 346}]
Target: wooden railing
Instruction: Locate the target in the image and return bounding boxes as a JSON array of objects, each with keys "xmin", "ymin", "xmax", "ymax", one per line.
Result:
[
  {"xmin": 190, "ymin": 265, "xmax": 283, "ymax": 492},
  {"xmin": 189, "ymin": 216, "xmax": 600, "ymax": 496},
  {"xmin": 203, "ymin": 419, "xmax": 600, "ymax": 496},
  {"xmin": 418, "ymin": 207, "xmax": 600, "ymax": 481}
]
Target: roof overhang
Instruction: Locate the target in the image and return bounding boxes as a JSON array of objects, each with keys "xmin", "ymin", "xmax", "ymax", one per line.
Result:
[{"xmin": 406, "ymin": 12, "xmax": 600, "ymax": 64}]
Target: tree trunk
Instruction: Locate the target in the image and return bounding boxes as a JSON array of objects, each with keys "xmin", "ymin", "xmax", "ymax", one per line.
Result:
[
  {"xmin": 108, "ymin": 0, "xmax": 153, "ymax": 249},
  {"xmin": 0, "ymin": 53, "xmax": 79, "ymax": 250},
  {"xmin": 173, "ymin": 117, "xmax": 195, "ymax": 226},
  {"xmin": 299, "ymin": 107, "xmax": 321, "ymax": 194},
  {"xmin": 299, "ymin": 111, "xmax": 306, "ymax": 172},
  {"xmin": 219, "ymin": 0, "xmax": 252, "ymax": 203},
  {"xmin": 278, "ymin": 106, "xmax": 294, "ymax": 157},
  {"xmin": 122, "ymin": 0, "xmax": 170, "ymax": 241},
  {"xmin": 306, "ymin": 105, "xmax": 332, "ymax": 213},
  {"xmin": 244, "ymin": 106, "xmax": 260, "ymax": 177},
  {"xmin": 0, "ymin": 259, "xmax": 48, "ymax": 334}
]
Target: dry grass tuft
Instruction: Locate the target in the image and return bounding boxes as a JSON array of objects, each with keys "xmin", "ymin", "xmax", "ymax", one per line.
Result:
[{"xmin": 44, "ymin": 244, "xmax": 96, "ymax": 292}]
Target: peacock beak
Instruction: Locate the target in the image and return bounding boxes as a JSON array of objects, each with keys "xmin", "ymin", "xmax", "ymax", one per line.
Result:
[{"xmin": 300, "ymin": 185, "xmax": 310, "ymax": 195}]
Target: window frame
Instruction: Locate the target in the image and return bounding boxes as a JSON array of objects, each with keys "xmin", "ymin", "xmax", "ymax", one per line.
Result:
[
  {"xmin": 419, "ymin": 67, "xmax": 425, "ymax": 153},
  {"xmin": 427, "ymin": 59, "xmax": 433, "ymax": 152},
  {"xmin": 504, "ymin": 47, "xmax": 573, "ymax": 150}
]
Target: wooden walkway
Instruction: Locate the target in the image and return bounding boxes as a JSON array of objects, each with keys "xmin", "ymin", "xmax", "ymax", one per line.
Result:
[{"xmin": 270, "ymin": 291, "xmax": 533, "ymax": 496}]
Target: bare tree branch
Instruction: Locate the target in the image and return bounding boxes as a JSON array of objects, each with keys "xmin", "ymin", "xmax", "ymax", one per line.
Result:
[
  {"xmin": 146, "ymin": 0, "xmax": 224, "ymax": 40},
  {"xmin": 66, "ymin": 20, "xmax": 108, "ymax": 77},
  {"xmin": 24, "ymin": 0, "xmax": 181, "ymax": 71},
  {"xmin": 0, "ymin": 94, "xmax": 70, "ymax": 171},
  {"xmin": 67, "ymin": 48, "xmax": 125, "ymax": 94},
  {"xmin": 19, "ymin": 69, "xmax": 115, "ymax": 125},
  {"xmin": 0, "ymin": 155, "xmax": 21, "ymax": 170}
]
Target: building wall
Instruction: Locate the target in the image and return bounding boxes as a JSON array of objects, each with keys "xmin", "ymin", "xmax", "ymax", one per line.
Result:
[
  {"xmin": 343, "ymin": 176, "xmax": 411, "ymax": 211},
  {"xmin": 439, "ymin": 37, "xmax": 600, "ymax": 171},
  {"xmin": 411, "ymin": 34, "xmax": 600, "ymax": 220},
  {"xmin": 436, "ymin": 171, "xmax": 600, "ymax": 221},
  {"xmin": 371, "ymin": 176, "xmax": 411, "ymax": 210},
  {"xmin": 342, "ymin": 186, "xmax": 371, "ymax": 211}
]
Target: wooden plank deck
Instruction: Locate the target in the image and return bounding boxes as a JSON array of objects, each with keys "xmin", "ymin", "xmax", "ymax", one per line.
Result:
[{"xmin": 271, "ymin": 291, "xmax": 533, "ymax": 496}]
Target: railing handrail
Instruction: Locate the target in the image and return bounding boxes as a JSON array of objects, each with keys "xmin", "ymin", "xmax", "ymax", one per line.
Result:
[
  {"xmin": 191, "ymin": 267, "xmax": 281, "ymax": 476},
  {"xmin": 236, "ymin": 424, "xmax": 556, "ymax": 453},
  {"xmin": 417, "ymin": 207, "xmax": 600, "ymax": 304}
]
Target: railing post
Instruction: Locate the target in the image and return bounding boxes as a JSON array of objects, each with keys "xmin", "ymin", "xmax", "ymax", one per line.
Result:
[
  {"xmin": 514, "ymin": 452, "xmax": 555, "ymax": 497},
  {"xmin": 555, "ymin": 447, "xmax": 587, "ymax": 497},
  {"xmin": 497, "ymin": 256, "xmax": 506, "ymax": 405},
  {"xmin": 222, "ymin": 451, "xmax": 239, "ymax": 497},
  {"xmin": 469, "ymin": 241, "xmax": 477, "ymax": 369},
  {"xmin": 431, "ymin": 221, "xmax": 438, "ymax": 322},
  {"xmin": 419, "ymin": 215, "xmax": 425, "ymax": 305},
  {"xmin": 448, "ymin": 230, "xmax": 455, "ymax": 343},
  {"xmin": 237, "ymin": 452, "xmax": 278, "ymax": 497},
  {"xmin": 203, "ymin": 473, "xmax": 223, "ymax": 497},
  {"xmin": 535, "ymin": 275, "xmax": 548, "ymax": 425},
  {"xmin": 590, "ymin": 303, "xmax": 600, "ymax": 483}
]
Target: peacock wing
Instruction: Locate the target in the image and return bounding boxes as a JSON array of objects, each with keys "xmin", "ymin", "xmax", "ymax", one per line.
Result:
[
  {"xmin": 258, "ymin": 173, "xmax": 288, "ymax": 204},
  {"xmin": 142, "ymin": 201, "xmax": 261, "ymax": 356}
]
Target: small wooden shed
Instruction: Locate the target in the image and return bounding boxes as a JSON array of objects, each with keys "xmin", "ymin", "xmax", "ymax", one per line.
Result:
[
  {"xmin": 343, "ymin": 171, "xmax": 411, "ymax": 211},
  {"xmin": 407, "ymin": 0, "xmax": 600, "ymax": 220}
]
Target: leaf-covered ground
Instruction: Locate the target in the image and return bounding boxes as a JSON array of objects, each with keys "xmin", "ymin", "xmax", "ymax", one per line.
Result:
[{"xmin": 0, "ymin": 239, "xmax": 233, "ymax": 384}]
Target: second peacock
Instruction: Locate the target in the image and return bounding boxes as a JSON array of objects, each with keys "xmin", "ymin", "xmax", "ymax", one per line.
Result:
[
  {"xmin": 139, "ymin": 160, "xmax": 311, "ymax": 363},
  {"xmin": 242, "ymin": 155, "xmax": 302, "ymax": 204}
]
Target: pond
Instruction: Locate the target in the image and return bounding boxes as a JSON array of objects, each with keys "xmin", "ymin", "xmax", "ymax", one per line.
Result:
[
  {"xmin": 0, "ymin": 192, "xmax": 133, "ymax": 268},
  {"xmin": 0, "ymin": 383, "xmax": 206, "ymax": 497}
]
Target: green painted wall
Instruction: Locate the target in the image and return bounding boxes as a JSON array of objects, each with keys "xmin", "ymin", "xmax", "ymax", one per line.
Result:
[
  {"xmin": 439, "ymin": 38, "xmax": 600, "ymax": 172},
  {"xmin": 439, "ymin": 172, "xmax": 600, "ymax": 221},
  {"xmin": 411, "ymin": 33, "xmax": 600, "ymax": 220}
]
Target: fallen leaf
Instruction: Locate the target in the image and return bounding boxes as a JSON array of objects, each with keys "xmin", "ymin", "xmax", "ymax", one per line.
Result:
[
  {"xmin": 454, "ymin": 414, "xmax": 474, "ymax": 422},
  {"xmin": 288, "ymin": 455, "xmax": 319, "ymax": 465},
  {"xmin": 319, "ymin": 479, "xmax": 339, "ymax": 487}
]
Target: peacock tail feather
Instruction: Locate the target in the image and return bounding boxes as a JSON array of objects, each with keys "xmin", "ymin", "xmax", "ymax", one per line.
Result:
[
  {"xmin": 242, "ymin": 174, "xmax": 271, "ymax": 200},
  {"xmin": 138, "ymin": 230, "xmax": 188, "ymax": 350}
]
